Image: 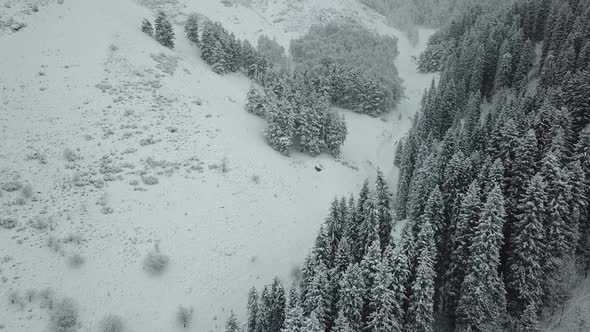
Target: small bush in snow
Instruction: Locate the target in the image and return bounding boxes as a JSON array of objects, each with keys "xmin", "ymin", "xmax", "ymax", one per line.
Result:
[
  {"xmin": 2, "ymin": 181, "xmax": 22, "ymax": 192},
  {"xmin": 68, "ymin": 253, "xmax": 85, "ymax": 268},
  {"xmin": 49, "ymin": 298, "xmax": 78, "ymax": 332},
  {"xmin": 177, "ymin": 306, "xmax": 193, "ymax": 328},
  {"xmin": 141, "ymin": 175, "xmax": 159, "ymax": 185},
  {"xmin": 0, "ymin": 217, "xmax": 18, "ymax": 229},
  {"xmin": 99, "ymin": 314, "xmax": 124, "ymax": 332},
  {"xmin": 143, "ymin": 251, "xmax": 169, "ymax": 275}
]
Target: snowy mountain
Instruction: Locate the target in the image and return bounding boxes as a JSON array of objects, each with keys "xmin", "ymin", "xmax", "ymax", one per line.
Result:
[{"xmin": 0, "ymin": 0, "xmax": 435, "ymax": 331}]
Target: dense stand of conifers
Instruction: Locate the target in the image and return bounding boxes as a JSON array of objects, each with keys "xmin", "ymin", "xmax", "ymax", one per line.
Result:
[
  {"xmin": 230, "ymin": 0, "xmax": 590, "ymax": 331},
  {"xmin": 142, "ymin": 13, "xmax": 403, "ymax": 158}
]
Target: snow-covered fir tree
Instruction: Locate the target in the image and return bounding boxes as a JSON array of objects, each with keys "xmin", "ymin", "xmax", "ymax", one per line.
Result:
[
  {"xmin": 154, "ymin": 11, "xmax": 175, "ymax": 49},
  {"xmin": 141, "ymin": 18, "xmax": 153, "ymax": 36},
  {"xmin": 184, "ymin": 14, "xmax": 199, "ymax": 45}
]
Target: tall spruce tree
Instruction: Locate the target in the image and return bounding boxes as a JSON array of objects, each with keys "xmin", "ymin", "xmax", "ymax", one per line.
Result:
[
  {"xmin": 247, "ymin": 287, "xmax": 259, "ymax": 332},
  {"xmin": 184, "ymin": 14, "xmax": 199, "ymax": 44},
  {"xmin": 507, "ymin": 175, "xmax": 547, "ymax": 315},
  {"xmin": 455, "ymin": 186, "xmax": 507, "ymax": 332},
  {"xmin": 154, "ymin": 11, "xmax": 175, "ymax": 48},
  {"xmin": 406, "ymin": 217, "xmax": 436, "ymax": 332},
  {"xmin": 443, "ymin": 180, "xmax": 481, "ymax": 315}
]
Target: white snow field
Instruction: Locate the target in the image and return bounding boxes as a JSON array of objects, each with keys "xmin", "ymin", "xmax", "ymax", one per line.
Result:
[{"xmin": 0, "ymin": 0, "xmax": 434, "ymax": 331}]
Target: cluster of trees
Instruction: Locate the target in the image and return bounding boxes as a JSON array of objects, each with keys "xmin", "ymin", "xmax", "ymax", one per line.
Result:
[
  {"xmin": 394, "ymin": 0, "xmax": 590, "ymax": 330},
  {"xmin": 239, "ymin": 170, "xmax": 397, "ymax": 332},
  {"xmin": 184, "ymin": 16, "xmax": 349, "ymax": 157},
  {"xmin": 290, "ymin": 22, "xmax": 403, "ymax": 117},
  {"xmin": 226, "ymin": 0, "xmax": 590, "ymax": 331},
  {"xmin": 246, "ymin": 70, "xmax": 347, "ymax": 157},
  {"xmin": 142, "ymin": 11, "xmax": 175, "ymax": 49}
]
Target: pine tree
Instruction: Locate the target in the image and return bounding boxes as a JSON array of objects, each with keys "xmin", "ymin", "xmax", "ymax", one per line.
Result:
[
  {"xmin": 281, "ymin": 287, "xmax": 304, "ymax": 332},
  {"xmin": 332, "ymin": 310, "xmax": 353, "ymax": 332},
  {"xmin": 184, "ymin": 14, "xmax": 199, "ymax": 44},
  {"xmin": 324, "ymin": 109, "xmax": 347, "ymax": 158},
  {"xmin": 367, "ymin": 259, "xmax": 403, "ymax": 332},
  {"xmin": 455, "ymin": 186, "xmax": 507, "ymax": 332},
  {"xmin": 375, "ymin": 169, "xmax": 393, "ymax": 249},
  {"xmin": 265, "ymin": 95, "xmax": 294, "ymax": 156},
  {"xmin": 376, "ymin": 244, "xmax": 407, "ymax": 331},
  {"xmin": 394, "ymin": 140, "xmax": 404, "ymax": 167},
  {"xmin": 247, "ymin": 287, "xmax": 259, "ymax": 332},
  {"xmin": 269, "ymin": 277, "xmax": 286, "ymax": 332},
  {"xmin": 540, "ymin": 151, "xmax": 576, "ymax": 261},
  {"xmin": 443, "ymin": 180, "xmax": 481, "ymax": 315},
  {"xmin": 141, "ymin": 18, "xmax": 154, "ymax": 36},
  {"xmin": 154, "ymin": 11, "xmax": 175, "ymax": 48},
  {"xmin": 303, "ymin": 262, "xmax": 331, "ymax": 330},
  {"xmin": 303, "ymin": 311, "xmax": 323, "ymax": 332},
  {"xmin": 226, "ymin": 311, "xmax": 240, "ymax": 332},
  {"xmin": 337, "ymin": 263, "xmax": 365, "ymax": 331},
  {"xmin": 507, "ymin": 175, "xmax": 546, "ymax": 315},
  {"xmin": 563, "ymin": 70, "xmax": 590, "ymax": 134},
  {"xmin": 406, "ymin": 217, "xmax": 436, "ymax": 332},
  {"xmin": 495, "ymin": 52, "xmax": 513, "ymax": 91},
  {"xmin": 257, "ymin": 287, "xmax": 272, "ymax": 332},
  {"xmin": 518, "ymin": 303, "xmax": 541, "ymax": 332},
  {"xmin": 246, "ymin": 85, "xmax": 266, "ymax": 117},
  {"xmin": 299, "ymin": 105, "xmax": 324, "ymax": 156}
]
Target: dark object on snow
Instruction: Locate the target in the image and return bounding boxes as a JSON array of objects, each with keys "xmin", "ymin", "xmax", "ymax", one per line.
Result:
[{"xmin": 315, "ymin": 164, "xmax": 323, "ymax": 172}]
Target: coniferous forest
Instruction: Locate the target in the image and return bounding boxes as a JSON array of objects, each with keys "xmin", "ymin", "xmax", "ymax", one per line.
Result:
[{"xmin": 233, "ymin": 0, "xmax": 590, "ymax": 331}]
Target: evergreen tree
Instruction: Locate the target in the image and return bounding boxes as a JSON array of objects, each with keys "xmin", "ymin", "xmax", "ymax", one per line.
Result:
[
  {"xmin": 298, "ymin": 106, "xmax": 324, "ymax": 156},
  {"xmin": 141, "ymin": 18, "xmax": 153, "ymax": 36},
  {"xmin": 246, "ymin": 85, "xmax": 266, "ymax": 117},
  {"xmin": 385, "ymin": 243, "xmax": 410, "ymax": 331},
  {"xmin": 495, "ymin": 52, "xmax": 513, "ymax": 91},
  {"xmin": 394, "ymin": 140, "xmax": 404, "ymax": 167},
  {"xmin": 247, "ymin": 287, "xmax": 259, "ymax": 332},
  {"xmin": 303, "ymin": 262, "xmax": 331, "ymax": 330},
  {"xmin": 375, "ymin": 169, "xmax": 393, "ymax": 249},
  {"xmin": 303, "ymin": 311, "xmax": 323, "ymax": 332},
  {"xmin": 455, "ymin": 186, "xmax": 507, "ymax": 332},
  {"xmin": 226, "ymin": 311, "xmax": 240, "ymax": 332},
  {"xmin": 324, "ymin": 109, "xmax": 347, "ymax": 157},
  {"xmin": 265, "ymin": 95, "xmax": 295, "ymax": 156},
  {"xmin": 257, "ymin": 287, "xmax": 272, "ymax": 332},
  {"xmin": 332, "ymin": 310, "xmax": 353, "ymax": 332},
  {"xmin": 269, "ymin": 277, "xmax": 287, "ymax": 332},
  {"xmin": 367, "ymin": 259, "xmax": 403, "ymax": 332},
  {"xmin": 507, "ymin": 175, "xmax": 547, "ymax": 315},
  {"xmin": 184, "ymin": 14, "xmax": 199, "ymax": 44},
  {"xmin": 518, "ymin": 303, "xmax": 541, "ymax": 332},
  {"xmin": 155, "ymin": 11, "xmax": 175, "ymax": 48},
  {"xmin": 281, "ymin": 287, "xmax": 304, "ymax": 332},
  {"xmin": 443, "ymin": 180, "xmax": 481, "ymax": 315},
  {"xmin": 337, "ymin": 263, "xmax": 365, "ymax": 331},
  {"xmin": 406, "ymin": 217, "xmax": 436, "ymax": 332}
]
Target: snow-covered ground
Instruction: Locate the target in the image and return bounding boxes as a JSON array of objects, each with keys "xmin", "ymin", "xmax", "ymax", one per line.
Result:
[{"xmin": 0, "ymin": 0, "xmax": 434, "ymax": 331}]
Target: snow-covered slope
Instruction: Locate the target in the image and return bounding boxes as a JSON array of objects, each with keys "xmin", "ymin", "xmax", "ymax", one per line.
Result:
[{"xmin": 0, "ymin": 0, "xmax": 434, "ymax": 331}]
